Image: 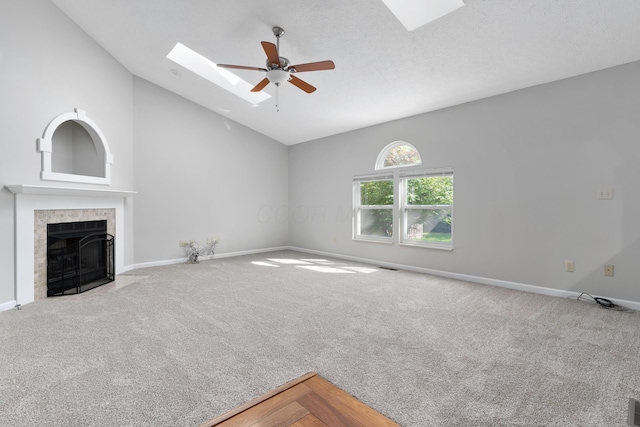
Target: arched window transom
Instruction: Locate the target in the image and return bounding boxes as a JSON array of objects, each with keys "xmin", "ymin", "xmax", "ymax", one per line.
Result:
[{"xmin": 375, "ymin": 141, "xmax": 422, "ymax": 170}]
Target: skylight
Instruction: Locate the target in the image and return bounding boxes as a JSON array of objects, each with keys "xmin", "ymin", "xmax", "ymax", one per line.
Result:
[
  {"xmin": 166, "ymin": 42, "xmax": 271, "ymax": 105},
  {"xmin": 381, "ymin": 0, "xmax": 464, "ymax": 31}
]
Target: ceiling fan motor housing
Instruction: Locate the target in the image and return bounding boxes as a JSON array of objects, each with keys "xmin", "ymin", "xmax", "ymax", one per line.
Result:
[{"xmin": 265, "ymin": 56, "xmax": 291, "ymax": 71}]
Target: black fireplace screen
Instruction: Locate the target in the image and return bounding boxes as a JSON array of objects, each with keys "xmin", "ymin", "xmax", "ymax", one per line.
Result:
[{"xmin": 47, "ymin": 220, "xmax": 114, "ymax": 297}]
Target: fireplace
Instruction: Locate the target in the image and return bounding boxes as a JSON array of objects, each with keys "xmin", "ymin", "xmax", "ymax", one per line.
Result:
[
  {"xmin": 5, "ymin": 184, "xmax": 134, "ymax": 307},
  {"xmin": 47, "ymin": 220, "xmax": 114, "ymax": 296}
]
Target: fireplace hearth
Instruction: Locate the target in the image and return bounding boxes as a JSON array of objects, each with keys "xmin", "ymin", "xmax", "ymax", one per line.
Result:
[{"xmin": 47, "ymin": 220, "xmax": 114, "ymax": 296}]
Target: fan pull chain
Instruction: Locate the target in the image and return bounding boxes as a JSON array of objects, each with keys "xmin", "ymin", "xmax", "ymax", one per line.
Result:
[{"xmin": 276, "ymin": 83, "xmax": 280, "ymax": 112}]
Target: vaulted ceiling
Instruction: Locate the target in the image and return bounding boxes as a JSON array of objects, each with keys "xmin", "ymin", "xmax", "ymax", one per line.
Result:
[{"xmin": 51, "ymin": 0, "xmax": 640, "ymax": 145}]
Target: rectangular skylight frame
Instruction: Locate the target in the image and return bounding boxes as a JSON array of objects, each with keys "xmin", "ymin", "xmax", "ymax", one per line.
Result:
[
  {"xmin": 381, "ymin": 0, "xmax": 464, "ymax": 31},
  {"xmin": 166, "ymin": 42, "xmax": 270, "ymax": 105}
]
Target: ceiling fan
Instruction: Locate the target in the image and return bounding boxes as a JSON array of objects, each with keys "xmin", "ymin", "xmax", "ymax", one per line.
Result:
[{"xmin": 217, "ymin": 27, "xmax": 335, "ymax": 96}]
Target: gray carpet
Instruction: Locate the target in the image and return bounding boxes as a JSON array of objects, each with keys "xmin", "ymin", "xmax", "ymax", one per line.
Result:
[{"xmin": 1, "ymin": 250, "xmax": 639, "ymax": 426}]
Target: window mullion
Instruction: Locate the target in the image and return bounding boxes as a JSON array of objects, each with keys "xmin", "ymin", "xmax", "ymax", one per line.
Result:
[{"xmin": 398, "ymin": 171, "xmax": 405, "ymax": 243}]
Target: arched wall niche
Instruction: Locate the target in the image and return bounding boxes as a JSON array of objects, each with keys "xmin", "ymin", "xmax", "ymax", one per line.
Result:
[{"xmin": 37, "ymin": 108, "xmax": 113, "ymax": 185}]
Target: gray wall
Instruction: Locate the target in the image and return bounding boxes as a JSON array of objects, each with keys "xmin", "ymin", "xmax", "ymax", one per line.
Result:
[
  {"xmin": 132, "ymin": 78, "xmax": 289, "ymax": 264},
  {"xmin": 288, "ymin": 61, "xmax": 640, "ymax": 303},
  {"xmin": 0, "ymin": 0, "xmax": 134, "ymax": 304}
]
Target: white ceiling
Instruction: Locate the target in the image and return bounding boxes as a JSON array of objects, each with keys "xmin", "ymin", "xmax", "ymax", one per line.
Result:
[{"xmin": 50, "ymin": 0, "xmax": 640, "ymax": 146}]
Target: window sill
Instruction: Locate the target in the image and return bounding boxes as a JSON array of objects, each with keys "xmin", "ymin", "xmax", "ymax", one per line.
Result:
[
  {"xmin": 399, "ymin": 241, "xmax": 453, "ymax": 251},
  {"xmin": 353, "ymin": 236, "xmax": 394, "ymax": 245}
]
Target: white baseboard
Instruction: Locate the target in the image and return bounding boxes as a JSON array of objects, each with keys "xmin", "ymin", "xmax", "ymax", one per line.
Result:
[
  {"xmin": 0, "ymin": 300, "xmax": 18, "ymax": 313},
  {"xmin": 212, "ymin": 246, "xmax": 289, "ymax": 259},
  {"xmin": 124, "ymin": 246, "xmax": 290, "ymax": 272},
  {"xmin": 286, "ymin": 246, "xmax": 640, "ymax": 311},
  {"xmin": 120, "ymin": 264, "xmax": 136, "ymax": 273},
  {"xmin": 125, "ymin": 257, "xmax": 187, "ymax": 271}
]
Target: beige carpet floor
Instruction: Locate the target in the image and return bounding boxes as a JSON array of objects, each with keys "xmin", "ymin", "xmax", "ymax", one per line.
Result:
[{"xmin": 1, "ymin": 250, "xmax": 639, "ymax": 426}]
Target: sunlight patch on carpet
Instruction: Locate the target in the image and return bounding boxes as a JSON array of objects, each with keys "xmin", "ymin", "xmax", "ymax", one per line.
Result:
[
  {"xmin": 298, "ymin": 265, "xmax": 356, "ymax": 274},
  {"xmin": 341, "ymin": 266, "xmax": 379, "ymax": 274},
  {"xmin": 252, "ymin": 261, "xmax": 279, "ymax": 267},
  {"xmin": 267, "ymin": 258, "xmax": 313, "ymax": 265}
]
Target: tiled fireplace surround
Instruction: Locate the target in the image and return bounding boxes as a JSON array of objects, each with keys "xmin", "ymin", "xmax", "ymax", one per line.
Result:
[
  {"xmin": 8, "ymin": 185, "xmax": 132, "ymax": 306},
  {"xmin": 34, "ymin": 208, "xmax": 115, "ymax": 300}
]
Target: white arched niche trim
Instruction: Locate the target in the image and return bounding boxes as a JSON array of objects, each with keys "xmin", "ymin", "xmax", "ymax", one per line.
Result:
[
  {"xmin": 37, "ymin": 108, "xmax": 113, "ymax": 185},
  {"xmin": 375, "ymin": 140, "xmax": 422, "ymax": 170}
]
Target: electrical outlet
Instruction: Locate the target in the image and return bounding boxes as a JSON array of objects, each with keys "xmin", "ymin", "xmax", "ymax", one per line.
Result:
[
  {"xmin": 179, "ymin": 240, "xmax": 190, "ymax": 247},
  {"xmin": 565, "ymin": 261, "xmax": 574, "ymax": 272},
  {"xmin": 597, "ymin": 188, "xmax": 614, "ymax": 200},
  {"xmin": 207, "ymin": 236, "xmax": 219, "ymax": 244},
  {"xmin": 604, "ymin": 264, "xmax": 614, "ymax": 277}
]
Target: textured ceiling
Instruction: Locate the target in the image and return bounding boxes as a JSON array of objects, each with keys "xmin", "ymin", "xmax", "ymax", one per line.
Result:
[{"xmin": 50, "ymin": 0, "xmax": 640, "ymax": 145}]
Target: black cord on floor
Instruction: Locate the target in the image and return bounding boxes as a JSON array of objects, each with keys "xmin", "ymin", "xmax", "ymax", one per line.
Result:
[
  {"xmin": 576, "ymin": 292, "xmax": 631, "ymax": 311},
  {"xmin": 578, "ymin": 292, "xmax": 615, "ymax": 307}
]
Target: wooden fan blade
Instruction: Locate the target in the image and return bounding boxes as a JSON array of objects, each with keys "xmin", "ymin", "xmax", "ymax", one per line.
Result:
[
  {"xmin": 251, "ymin": 78, "xmax": 270, "ymax": 92},
  {"xmin": 261, "ymin": 41, "xmax": 279, "ymax": 65},
  {"xmin": 291, "ymin": 60, "xmax": 335, "ymax": 73},
  {"xmin": 217, "ymin": 64, "xmax": 267, "ymax": 72},
  {"xmin": 289, "ymin": 75, "xmax": 316, "ymax": 93}
]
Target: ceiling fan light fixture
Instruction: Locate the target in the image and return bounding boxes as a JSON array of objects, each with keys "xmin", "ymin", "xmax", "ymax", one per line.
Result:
[{"xmin": 266, "ymin": 69, "xmax": 290, "ymax": 86}]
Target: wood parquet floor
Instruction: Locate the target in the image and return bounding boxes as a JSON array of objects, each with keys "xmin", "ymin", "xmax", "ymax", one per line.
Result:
[{"xmin": 199, "ymin": 372, "xmax": 400, "ymax": 427}]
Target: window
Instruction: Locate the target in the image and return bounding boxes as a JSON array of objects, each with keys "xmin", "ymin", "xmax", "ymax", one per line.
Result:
[
  {"xmin": 354, "ymin": 142, "xmax": 454, "ymax": 249},
  {"xmin": 375, "ymin": 141, "xmax": 422, "ymax": 170},
  {"xmin": 353, "ymin": 175, "xmax": 394, "ymax": 242},
  {"xmin": 400, "ymin": 170, "xmax": 453, "ymax": 248}
]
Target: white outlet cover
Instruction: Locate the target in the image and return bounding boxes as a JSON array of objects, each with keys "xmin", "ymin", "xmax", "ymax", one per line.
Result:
[{"xmin": 597, "ymin": 188, "xmax": 614, "ymax": 199}]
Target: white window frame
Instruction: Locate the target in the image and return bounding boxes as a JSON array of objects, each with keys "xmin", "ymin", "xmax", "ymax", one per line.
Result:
[
  {"xmin": 353, "ymin": 174, "xmax": 394, "ymax": 244},
  {"xmin": 375, "ymin": 140, "xmax": 422, "ymax": 170},
  {"xmin": 352, "ymin": 168, "xmax": 454, "ymax": 250},
  {"xmin": 399, "ymin": 168, "xmax": 454, "ymax": 250}
]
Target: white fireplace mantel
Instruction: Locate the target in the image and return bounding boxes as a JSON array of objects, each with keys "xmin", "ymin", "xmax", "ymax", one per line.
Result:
[
  {"xmin": 6, "ymin": 184, "xmax": 136, "ymax": 198},
  {"xmin": 6, "ymin": 184, "xmax": 135, "ymax": 306}
]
